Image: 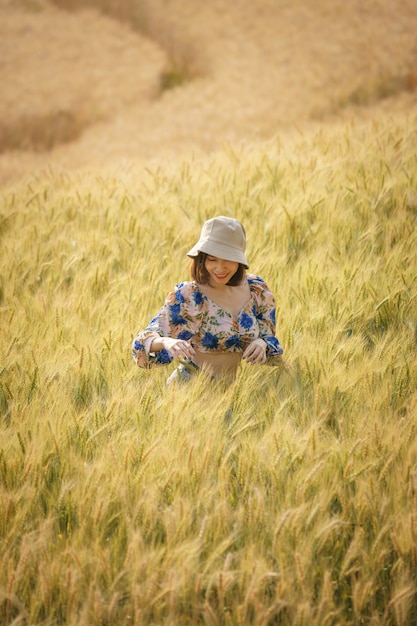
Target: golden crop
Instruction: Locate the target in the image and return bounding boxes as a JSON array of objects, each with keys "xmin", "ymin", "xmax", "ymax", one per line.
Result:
[{"xmin": 1, "ymin": 113, "xmax": 416, "ymax": 624}]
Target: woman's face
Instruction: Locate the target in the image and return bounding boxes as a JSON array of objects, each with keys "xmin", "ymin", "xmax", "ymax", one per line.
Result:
[{"xmin": 205, "ymin": 256, "xmax": 239, "ymax": 286}]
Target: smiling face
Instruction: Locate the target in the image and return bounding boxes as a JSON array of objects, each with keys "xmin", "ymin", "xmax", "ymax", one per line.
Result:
[{"xmin": 205, "ymin": 255, "xmax": 239, "ymax": 286}]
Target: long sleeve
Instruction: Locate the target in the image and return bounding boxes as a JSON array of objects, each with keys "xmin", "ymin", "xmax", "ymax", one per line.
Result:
[
  {"xmin": 248, "ymin": 275, "xmax": 284, "ymax": 361},
  {"xmin": 132, "ymin": 282, "xmax": 203, "ymax": 369}
]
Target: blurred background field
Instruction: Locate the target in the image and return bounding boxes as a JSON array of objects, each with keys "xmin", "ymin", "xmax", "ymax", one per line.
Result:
[
  {"xmin": 1, "ymin": 1, "xmax": 417, "ymax": 624},
  {"xmin": 1, "ymin": 0, "xmax": 417, "ymax": 183}
]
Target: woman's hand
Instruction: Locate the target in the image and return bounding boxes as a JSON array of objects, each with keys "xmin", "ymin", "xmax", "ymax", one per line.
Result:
[
  {"xmin": 243, "ymin": 338, "xmax": 267, "ymax": 364},
  {"xmin": 161, "ymin": 337, "xmax": 196, "ymax": 361}
]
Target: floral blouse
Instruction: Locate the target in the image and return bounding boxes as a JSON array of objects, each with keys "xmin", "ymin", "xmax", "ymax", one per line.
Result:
[{"xmin": 132, "ymin": 274, "xmax": 283, "ymax": 368}]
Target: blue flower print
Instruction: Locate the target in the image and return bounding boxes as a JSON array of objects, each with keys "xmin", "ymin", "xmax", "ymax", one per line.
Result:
[
  {"xmin": 270, "ymin": 308, "xmax": 276, "ymax": 325},
  {"xmin": 175, "ymin": 288, "xmax": 185, "ymax": 304},
  {"xmin": 255, "ymin": 309, "xmax": 264, "ymax": 320},
  {"xmin": 177, "ymin": 330, "xmax": 193, "ymax": 341},
  {"xmin": 193, "ymin": 290, "xmax": 205, "ymax": 306},
  {"xmin": 157, "ymin": 349, "xmax": 173, "ymax": 364},
  {"xmin": 170, "ymin": 303, "xmax": 187, "ymax": 325},
  {"xmin": 225, "ymin": 335, "xmax": 242, "ymax": 349},
  {"xmin": 202, "ymin": 332, "xmax": 219, "ymax": 349},
  {"xmin": 240, "ymin": 312, "xmax": 254, "ymax": 329},
  {"xmin": 264, "ymin": 336, "xmax": 284, "ymax": 355},
  {"xmin": 133, "ymin": 339, "xmax": 144, "ymax": 351}
]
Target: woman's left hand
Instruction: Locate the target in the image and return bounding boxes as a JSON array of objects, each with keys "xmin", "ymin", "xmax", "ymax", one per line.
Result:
[{"xmin": 243, "ymin": 338, "xmax": 267, "ymax": 364}]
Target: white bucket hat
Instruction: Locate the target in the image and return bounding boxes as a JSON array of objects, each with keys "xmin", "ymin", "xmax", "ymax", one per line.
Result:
[{"xmin": 187, "ymin": 216, "xmax": 249, "ymax": 268}]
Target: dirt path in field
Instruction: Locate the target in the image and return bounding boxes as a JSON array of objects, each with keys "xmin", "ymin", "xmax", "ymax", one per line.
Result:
[{"xmin": 1, "ymin": 0, "xmax": 417, "ymax": 184}]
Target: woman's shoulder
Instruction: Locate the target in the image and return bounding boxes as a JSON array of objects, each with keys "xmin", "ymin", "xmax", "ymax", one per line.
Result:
[
  {"xmin": 173, "ymin": 280, "xmax": 198, "ymax": 295},
  {"xmin": 169, "ymin": 281, "xmax": 204, "ymax": 305},
  {"xmin": 247, "ymin": 273, "xmax": 269, "ymax": 289},
  {"xmin": 247, "ymin": 273, "xmax": 275, "ymax": 301}
]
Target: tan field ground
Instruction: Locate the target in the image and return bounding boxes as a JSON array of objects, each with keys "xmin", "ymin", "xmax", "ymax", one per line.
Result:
[{"xmin": 1, "ymin": 0, "xmax": 416, "ymax": 184}]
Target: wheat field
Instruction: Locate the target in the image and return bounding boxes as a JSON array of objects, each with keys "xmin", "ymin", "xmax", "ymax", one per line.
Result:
[
  {"xmin": 1, "ymin": 111, "xmax": 417, "ymax": 624},
  {"xmin": 2, "ymin": 0, "xmax": 417, "ymax": 624}
]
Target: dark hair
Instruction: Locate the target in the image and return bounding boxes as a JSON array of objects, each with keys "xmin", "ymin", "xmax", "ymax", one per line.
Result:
[{"xmin": 190, "ymin": 252, "xmax": 246, "ymax": 286}]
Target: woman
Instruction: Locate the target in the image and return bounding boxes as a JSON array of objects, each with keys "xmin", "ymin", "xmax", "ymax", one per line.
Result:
[{"xmin": 132, "ymin": 216, "xmax": 283, "ymax": 383}]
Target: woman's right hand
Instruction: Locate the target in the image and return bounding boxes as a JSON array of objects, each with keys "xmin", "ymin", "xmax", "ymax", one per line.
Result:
[{"xmin": 161, "ymin": 337, "xmax": 196, "ymax": 361}]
